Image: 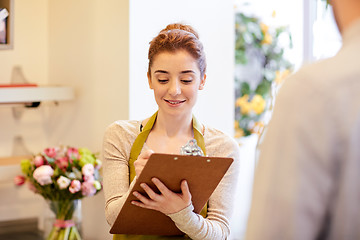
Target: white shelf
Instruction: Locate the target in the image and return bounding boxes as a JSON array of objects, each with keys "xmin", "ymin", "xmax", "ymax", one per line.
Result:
[{"xmin": 0, "ymin": 86, "xmax": 74, "ymax": 104}]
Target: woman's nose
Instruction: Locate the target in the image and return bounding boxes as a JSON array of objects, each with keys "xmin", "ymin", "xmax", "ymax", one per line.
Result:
[{"xmin": 168, "ymin": 80, "xmax": 181, "ymax": 96}]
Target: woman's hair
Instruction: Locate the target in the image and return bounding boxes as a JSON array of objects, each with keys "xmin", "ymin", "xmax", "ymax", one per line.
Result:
[{"xmin": 148, "ymin": 23, "xmax": 207, "ymax": 78}]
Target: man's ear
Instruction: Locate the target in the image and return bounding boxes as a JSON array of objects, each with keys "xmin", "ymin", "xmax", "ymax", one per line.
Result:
[
  {"xmin": 147, "ymin": 72, "xmax": 153, "ymax": 89},
  {"xmin": 199, "ymin": 74, "xmax": 206, "ymax": 90}
]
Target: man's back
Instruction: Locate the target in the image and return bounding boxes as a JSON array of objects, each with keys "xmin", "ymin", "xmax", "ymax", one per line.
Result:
[{"xmin": 245, "ymin": 19, "xmax": 360, "ymax": 240}]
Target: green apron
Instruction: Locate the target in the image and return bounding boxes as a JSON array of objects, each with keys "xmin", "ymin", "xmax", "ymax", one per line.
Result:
[{"xmin": 113, "ymin": 112, "xmax": 208, "ymax": 240}]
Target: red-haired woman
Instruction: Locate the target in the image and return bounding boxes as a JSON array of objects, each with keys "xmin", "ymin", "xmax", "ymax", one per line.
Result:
[{"xmin": 103, "ymin": 23, "xmax": 240, "ymax": 240}]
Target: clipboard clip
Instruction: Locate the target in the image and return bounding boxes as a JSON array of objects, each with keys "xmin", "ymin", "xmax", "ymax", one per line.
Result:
[{"xmin": 180, "ymin": 139, "xmax": 204, "ymax": 156}]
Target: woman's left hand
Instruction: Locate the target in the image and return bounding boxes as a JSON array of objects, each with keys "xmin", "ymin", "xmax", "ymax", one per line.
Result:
[{"xmin": 131, "ymin": 178, "xmax": 192, "ymax": 215}]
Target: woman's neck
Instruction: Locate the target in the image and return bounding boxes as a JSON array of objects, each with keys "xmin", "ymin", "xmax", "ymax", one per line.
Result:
[{"xmin": 153, "ymin": 110, "xmax": 193, "ymax": 138}]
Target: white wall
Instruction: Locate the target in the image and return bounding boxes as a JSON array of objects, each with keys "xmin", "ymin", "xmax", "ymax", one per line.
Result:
[
  {"xmin": 48, "ymin": 1, "xmax": 129, "ymax": 239},
  {"xmin": 129, "ymin": 0, "xmax": 235, "ymax": 136}
]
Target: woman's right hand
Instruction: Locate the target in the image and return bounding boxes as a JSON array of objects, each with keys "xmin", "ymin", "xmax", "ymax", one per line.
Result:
[{"xmin": 134, "ymin": 149, "xmax": 154, "ymax": 177}]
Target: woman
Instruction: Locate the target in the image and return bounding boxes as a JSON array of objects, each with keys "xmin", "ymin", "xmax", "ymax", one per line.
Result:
[{"xmin": 103, "ymin": 23, "xmax": 240, "ymax": 240}]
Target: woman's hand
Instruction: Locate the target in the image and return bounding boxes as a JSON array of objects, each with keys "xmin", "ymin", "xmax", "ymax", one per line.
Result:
[
  {"xmin": 131, "ymin": 178, "xmax": 192, "ymax": 215},
  {"xmin": 134, "ymin": 149, "xmax": 154, "ymax": 177}
]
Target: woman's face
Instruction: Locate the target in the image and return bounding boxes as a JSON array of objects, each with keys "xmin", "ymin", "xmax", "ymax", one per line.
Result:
[{"xmin": 148, "ymin": 50, "xmax": 206, "ymax": 118}]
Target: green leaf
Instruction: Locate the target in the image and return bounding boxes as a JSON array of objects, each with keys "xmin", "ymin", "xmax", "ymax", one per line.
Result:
[
  {"xmin": 53, "ymin": 167, "xmax": 63, "ymax": 177},
  {"xmin": 44, "ymin": 155, "xmax": 55, "ymax": 164},
  {"xmin": 240, "ymin": 82, "xmax": 251, "ymax": 96},
  {"xmin": 255, "ymin": 80, "xmax": 271, "ymax": 97},
  {"xmin": 243, "ymin": 128, "xmax": 252, "ymax": 136},
  {"xmin": 235, "ymin": 50, "xmax": 248, "ymax": 64}
]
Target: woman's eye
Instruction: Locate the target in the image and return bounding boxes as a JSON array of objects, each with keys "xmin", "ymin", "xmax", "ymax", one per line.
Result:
[
  {"xmin": 158, "ymin": 79, "xmax": 168, "ymax": 83},
  {"xmin": 181, "ymin": 80, "xmax": 193, "ymax": 84}
]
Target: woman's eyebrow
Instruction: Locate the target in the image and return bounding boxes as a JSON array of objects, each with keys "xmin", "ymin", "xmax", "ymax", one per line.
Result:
[
  {"xmin": 154, "ymin": 70, "xmax": 195, "ymax": 74},
  {"xmin": 154, "ymin": 70, "xmax": 168, "ymax": 74},
  {"xmin": 181, "ymin": 70, "xmax": 195, "ymax": 74}
]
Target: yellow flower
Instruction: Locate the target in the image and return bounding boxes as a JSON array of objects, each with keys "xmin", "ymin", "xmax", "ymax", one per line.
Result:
[
  {"xmin": 234, "ymin": 120, "xmax": 239, "ymax": 129},
  {"xmin": 236, "ymin": 94, "xmax": 252, "ymax": 115},
  {"xmin": 260, "ymin": 23, "xmax": 269, "ymax": 34},
  {"xmin": 250, "ymin": 94, "xmax": 266, "ymax": 114},
  {"xmin": 275, "ymin": 69, "xmax": 291, "ymax": 85},
  {"xmin": 262, "ymin": 33, "xmax": 273, "ymax": 45},
  {"xmin": 234, "ymin": 120, "xmax": 244, "ymax": 138},
  {"xmin": 241, "ymin": 102, "xmax": 252, "ymax": 115},
  {"xmin": 272, "ymin": 10, "xmax": 276, "ymax": 18},
  {"xmin": 235, "ymin": 94, "xmax": 249, "ymax": 107},
  {"xmin": 234, "ymin": 128, "xmax": 245, "ymax": 138}
]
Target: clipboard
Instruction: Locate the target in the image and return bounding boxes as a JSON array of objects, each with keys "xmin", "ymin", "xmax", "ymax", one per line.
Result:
[{"xmin": 110, "ymin": 153, "xmax": 233, "ymax": 235}]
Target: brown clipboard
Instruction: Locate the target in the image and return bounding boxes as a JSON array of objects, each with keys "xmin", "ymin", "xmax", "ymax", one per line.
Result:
[{"xmin": 110, "ymin": 153, "xmax": 233, "ymax": 236}]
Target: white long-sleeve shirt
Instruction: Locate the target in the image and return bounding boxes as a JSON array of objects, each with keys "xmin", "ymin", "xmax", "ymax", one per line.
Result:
[{"xmin": 102, "ymin": 120, "xmax": 241, "ymax": 240}]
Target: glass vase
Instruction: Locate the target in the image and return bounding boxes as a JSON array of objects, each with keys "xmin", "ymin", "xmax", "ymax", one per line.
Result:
[{"xmin": 44, "ymin": 199, "xmax": 82, "ymax": 240}]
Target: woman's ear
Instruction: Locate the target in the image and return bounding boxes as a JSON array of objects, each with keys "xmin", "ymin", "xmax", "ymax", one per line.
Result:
[
  {"xmin": 147, "ymin": 72, "xmax": 153, "ymax": 89},
  {"xmin": 199, "ymin": 74, "xmax": 206, "ymax": 90}
]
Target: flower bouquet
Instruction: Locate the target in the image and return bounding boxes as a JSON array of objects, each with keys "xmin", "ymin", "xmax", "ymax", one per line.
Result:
[{"xmin": 14, "ymin": 146, "xmax": 102, "ymax": 240}]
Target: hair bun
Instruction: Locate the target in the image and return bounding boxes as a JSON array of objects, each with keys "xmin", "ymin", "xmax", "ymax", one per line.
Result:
[{"xmin": 162, "ymin": 23, "xmax": 199, "ymax": 39}]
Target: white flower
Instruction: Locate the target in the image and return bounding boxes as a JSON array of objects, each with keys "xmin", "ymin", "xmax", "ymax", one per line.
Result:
[
  {"xmin": 82, "ymin": 163, "xmax": 94, "ymax": 177},
  {"xmin": 33, "ymin": 165, "xmax": 54, "ymax": 186},
  {"xmin": 57, "ymin": 176, "xmax": 71, "ymax": 189}
]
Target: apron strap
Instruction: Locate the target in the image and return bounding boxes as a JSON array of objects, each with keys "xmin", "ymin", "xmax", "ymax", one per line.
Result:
[
  {"xmin": 129, "ymin": 111, "xmax": 158, "ymax": 182},
  {"xmin": 128, "ymin": 111, "xmax": 206, "ymax": 182},
  {"xmin": 192, "ymin": 114, "xmax": 206, "ymax": 156}
]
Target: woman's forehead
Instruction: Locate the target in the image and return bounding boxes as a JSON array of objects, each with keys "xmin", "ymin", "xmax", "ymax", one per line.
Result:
[{"xmin": 151, "ymin": 50, "xmax": 199, "ymax": 73}]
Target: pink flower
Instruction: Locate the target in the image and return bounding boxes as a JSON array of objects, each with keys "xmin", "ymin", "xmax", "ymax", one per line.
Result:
[
  {"xmin": 84, "ymin": 174, "xmax": 95, "ymax": 182},
  {"xmin": 33, "ymin": 165, "xmax": 54, "ymax": 186},
  {"xmin": 34, "ymin": 155, "xmax": 45, "ymax": 167},
  {"xmin": 67, "ymin": 147, "xmax": 79, "ymax": 160},
  {"xmin": 44, "ymin": 147, "xmax": 57, "ymax": 158},
  {"xmin": 82, "ymin": 163, "xmax": 94, "ymax": 177},
  {"xmin": 14, "ymin": 175, "xmax": 26, "ymax": 186},
  {"xmin": 69, "ymin": 180, "xmax": 81, "ymax": 193},
  {"xmin": 55, "ymin": 156, "xmax": 69, "ymax": 170},
  {"xmin": 57, "ymin": 176, "xmax": 71, "ymax": 189},
  {"xmin": 81, "ymin": 181, "xmax": 97, "ymax": 197}
]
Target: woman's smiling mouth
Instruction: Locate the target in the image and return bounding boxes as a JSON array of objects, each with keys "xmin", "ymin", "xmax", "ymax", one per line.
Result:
[{"xmin": 164, "ymin": 99, "xmax": 186, "ymax": 106}]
